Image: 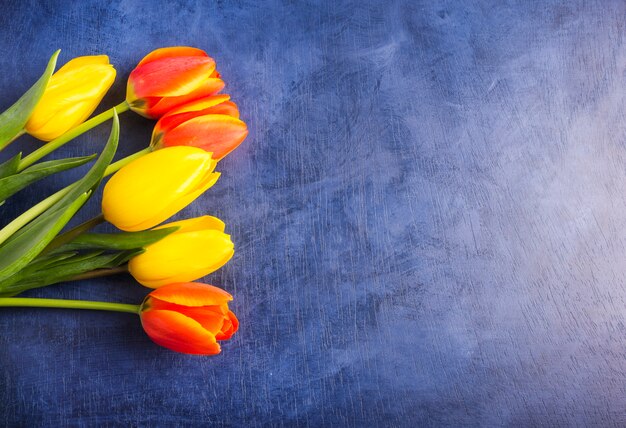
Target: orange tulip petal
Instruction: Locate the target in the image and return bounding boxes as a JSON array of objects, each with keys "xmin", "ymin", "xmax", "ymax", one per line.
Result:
[
  {"xmin": 152, "ymin": 303, "xmax": 227, "ymax": 334},
  {"xmin": 149, "ymin": 282, "xmax": 233, "ymax": 307},
  {"xmin": 155, "ymin": 108, "xmax": 235, "ymax": 138},
  {"xmin": 145, "ymin": 299, "xmax": 237, "ymax": 340},
  {"xmin": 146, "ymin": 298, "xmax": 227, "ymax": 333},
  {"xmin": 200, "ymin": 101, "xmax": 240, "ymax": 119},
  {"xmin": 153, "ymin": 97, "xmax": 240, "ymax": 143},
  {"xmin": 163, "ymin": 115, "xmax": 249, "ymax": 160},
  {"xmin": 141, "ymin": 309, "xmax": 221, "ymax": 355},
  {"xmin": 137, "ymin": 47, "xmax": 208, "ymax": 67},
  {"xmin": 144, "ymin": 79, "xmax": 226, "ymax": 118},
  {"xmin": 130, "ymin": 56, "xmax": 216, "ymax": 98},
  {"xmin": 216, "ymin": 311, "xmax": 239, "ymax": 340},
  {"xmin": 166, "ymin": 94, "xmax": 232, "ymax": 116}
]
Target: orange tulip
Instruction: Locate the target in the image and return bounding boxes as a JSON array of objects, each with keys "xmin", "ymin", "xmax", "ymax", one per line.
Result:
[
  {"xmin": 126, "ymin": 47, "xmax": 225, "ymax": 119},
  {"xmin": 140, "ymin": 282, "xmax": 238, "ymax": 355},
  {"xmin": 150, "ymin": 95, "xmax": 248, "ymax": 160}
]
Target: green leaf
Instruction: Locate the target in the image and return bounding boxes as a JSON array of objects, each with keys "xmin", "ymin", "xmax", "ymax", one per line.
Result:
[
  {"xmin": 0, "ymin": 192, "xmax": 90, "ymax": 280},
  {"xmin": 24, "ymin": 251, "xmax": 78, "ymax": 270},
  {"xmin": 0, "ymin": 154, "xmax": 95, "ymax": 203},
  {"xmin": 0, "ymin": 113, "xmax": 119, "ymax": 280},
  {"xmin": 0, "ymin": 249, "xmax": 140, "ymax": 295},
  {"xmin": 0, "ymin": 153, "xmax": 21, "ymax": 179},
  {"xmin": 0, "ymin": 50, "xmax": 60, "ymax": 150},
  {"xmin": 56, "ymin": 226, "xmax": 179, "ymax": 252}
]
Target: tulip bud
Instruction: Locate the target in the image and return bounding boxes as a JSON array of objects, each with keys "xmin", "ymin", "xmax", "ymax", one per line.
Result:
[
  {"xmin": 129, "ymin": 216, "xmax": 235, "ymax": 288},
  {"xmin": 126, "ymin": 47, "xmax": 224, "ymax": 119},
  {"xmin": 151, "ymin": 95, "xmax": 248, "ymax": 160},
  {"xmin": 140, "ymin": 282, "xmax": 238, "ymax": 355},
  {"xmin": 102, "ymin": 146, "xmax": 220, "ymax": 232},
  {"xmin": 25, "ymin": 55, "xmax": 116, "ymax": 141}
]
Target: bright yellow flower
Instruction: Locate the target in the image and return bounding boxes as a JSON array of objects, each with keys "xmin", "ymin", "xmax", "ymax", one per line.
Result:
[
  {"xmin": 129, "ymin": 216, "xmax": 235, "ymax": 288},
  {"xmin": 102, "ymin": 146, "xmax": 220, "ymax": 231},
  {"xmin": 25, "ymin": 55, "xmax": 116, "ymax": 141}
]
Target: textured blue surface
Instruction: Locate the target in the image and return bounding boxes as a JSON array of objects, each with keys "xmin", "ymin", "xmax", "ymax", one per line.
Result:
[{"xmin": 2, "ymin": 0, "xmax": 626, "ymax": 426}]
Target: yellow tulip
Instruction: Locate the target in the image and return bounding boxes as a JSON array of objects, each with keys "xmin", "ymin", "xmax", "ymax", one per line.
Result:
[
  {"xmin": 129, "ymin": 216, "xmax": 235, "ymax": 288},
  {"xmin": 25, "ymin": 55, "xmax": 116, "ymax": 141},
  {"xmin": 102, "ymin": 146, "xmax": 220, "ymax": 231}
]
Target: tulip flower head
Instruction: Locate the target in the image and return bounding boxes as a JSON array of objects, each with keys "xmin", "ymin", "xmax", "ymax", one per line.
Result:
[
  {"xmin": 140, "ymin": 282, "xmax": 238, "ymax": 355},
  {"xmin": 151, "ymin": 95, "xmax": 248, "ymax": 160},
  {"xmin": 127, "ymin": 47, "xmax": 224, "ymax": 119},
  {"xmin": 25, "ymin": 55, "xmax": 116, "ymax": 141},
  {"xmin": 102, "ymin": 146, "xmax": 220, "ymax": 232},
  {"xmin": 129, "ymin": 216, "xmax": 235, "ymax": 288}
]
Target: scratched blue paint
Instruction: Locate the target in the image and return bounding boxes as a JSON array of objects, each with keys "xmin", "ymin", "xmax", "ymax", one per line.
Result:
[{"xmin": 1, "ymin": 0, "xmax": 625, "ymax": 425}]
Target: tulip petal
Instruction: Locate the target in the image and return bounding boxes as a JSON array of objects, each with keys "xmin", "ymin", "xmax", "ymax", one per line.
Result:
[
  {"xmin": 155, "ymin": 97, "xmax": 241, "ymax": 136},
  {"xmin": 141, "ymin": 309, "xmax": 221, "ymax": 355},
  {"xmin": 143, "ymin": 78, "xmax": 226, "ymax": 119},
  {"xmin": 26, "ymin": 62, "xmax": 116, "ymax": 141},
  {"xmin": 102, "ymin": 147, "xmax": 217, "ymax": 231},
  {"xmin": 129, "ymin": 230, "xmax": 235, "ymax": 288},
  {"xmin": 55, "ymin": 55, "xmax": 111, "ymax": 74},
  {"xmin": 147, "ymin": 300, "xmax": 227, "ymax": 335},
  {"xmin": 122, "ymin": 171, "xmax": 220, "ymax": 232},
  {"xmin": 166, "ymin": 95, "xmax": 232, "ymax": 115},
  {"xmin": 216, "ymin": 311, "xmax": 239, "ymax": 340},
  {"xmin": 162, "ymin": 115, "xmax": 249, "ymax": 160},
  {"xmin": 199, "ymin": 101, "xmax": 240, "ymax": 119},
  {"xmin": 155, "ymin": 216, "xmax": 226, "ymax": 233},
  {"xmin": 129, "ymin": 56, "xmax": 215, "ymax": 99},
  {"xmin": 137, "ymin": 47, "xmax": 208, "ymax": 67},
  {"xmin": 150, "ymin": 282, "xmax": 233, "ymax": 306}
]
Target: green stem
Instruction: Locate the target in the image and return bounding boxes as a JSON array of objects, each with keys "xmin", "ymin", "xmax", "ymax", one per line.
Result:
[
  {"xmin": 69, "ymin": 264, "xmax": 128, "ymax": 281},
  {"xmin": 0, "ymin": 297, "xmax": 140, "ymax": 314},
  {"xmin": 42, "ymin": 213, "xmax": 105, "ymax": 254},
  {"xmin": 0, "ymin": 183, "xmax": 74, "ymax": 246},
  {"xmin": 18, "ymin": 101, "xmax": 130, "ymax": 171},
  {"xmin": 3, "ymin": 129, "xmax": 26, "ymax": 150},
  {"xmin": 105, "ymin": 146, "xmax": 152, "ymax": 176}
]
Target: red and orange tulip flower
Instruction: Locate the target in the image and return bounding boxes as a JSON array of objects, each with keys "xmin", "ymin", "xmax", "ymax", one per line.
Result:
[
  {"xmin": 140, "ymin": 282, "xmax": 239, "ymax": 355},
  {"xmin": 151, "ymin": 95, "xmax": 248, "ymax": 160},
  {"xmin": 126, "ymin": 47, "xmax": 225, "ymax": 119}
]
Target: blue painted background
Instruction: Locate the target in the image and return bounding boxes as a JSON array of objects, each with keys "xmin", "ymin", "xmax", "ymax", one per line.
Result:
[{"xmin": 2, "ymin": 0, "xmax": 626, "ymax": 425}]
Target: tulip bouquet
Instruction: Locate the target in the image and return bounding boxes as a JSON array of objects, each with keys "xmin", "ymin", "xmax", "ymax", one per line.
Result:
[{"xmin": 0, "ymin": 47, "xmax": 248, "ymax": 355}]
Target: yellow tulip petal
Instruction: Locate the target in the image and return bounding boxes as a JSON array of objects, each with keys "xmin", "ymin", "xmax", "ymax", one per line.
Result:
[
  {"xmin": 113, "ymin": 171, "xmax": 219, "ymax": 232},
  {"xmin": 55, "ymin": 55, "xmax": 111, "ymax": 74},
  {"xmin": 129, "ymin": 230, "xmax": 235, "ymax": 288},
  {"xmin": 102, "ymin": 146, "xmax": 217, "ymax": 231},
  {"xmin": 25, "ymin": 59, "xmax": 116, "ymax": 141},
  {"xmin": 155, "ymin": 216, "xmax": 225, "ymax": 233}
]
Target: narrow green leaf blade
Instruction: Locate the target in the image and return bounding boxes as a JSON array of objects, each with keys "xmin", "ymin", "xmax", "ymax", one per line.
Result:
[
  {"xmin": 0, "ymin": 50, "xmax": 60, "ymax": 150},
  {"xmin": 0, "ymin": 112, "xmax": 119, "ymax": 280},
  {"xmin": 0, "ymin": 250, "xmax": 139, "ymax": 295},
  {"xmin": 0, "ymin": 155, "xmax": 95, "ymax": 202},
  {"xmin": 58, "ymin": 226, "xmax": 179, "ymax": 252},
  {"xmin": 0, "ymin": 191, "xmax": 90, "ymax": 279},
  {"xmin": 0, "ymin": 153, "xmax": 21, "ymax": 178}
]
